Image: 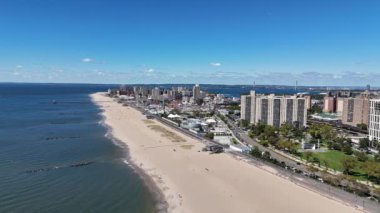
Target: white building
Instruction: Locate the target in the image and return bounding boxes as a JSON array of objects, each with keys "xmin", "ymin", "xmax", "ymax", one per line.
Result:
[
  {"xmin": 210, "ymin": 127, "xmax": 232, "ymax": 145},
  {"xmin": 230, "ymin": 144, "xmax": 251, "ymax": 153},
  {"xmin": 218, "ymin": 109, "xmax": 229, "ymax": 116},
  {"xmin": 181, "ymin": 119, "xmax": 202, "ymax": 130},
  {"xmin": 369, "ymin": 99, "xmax": 380, "ymax": 141}
]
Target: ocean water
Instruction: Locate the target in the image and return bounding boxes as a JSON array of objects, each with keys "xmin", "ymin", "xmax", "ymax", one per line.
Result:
[
  {"xmin": 0, "ymin": 83, "xmax": 157, "ymax": 213},
  {"xmin": 0, "ymin": 83, "xmax": 312, "ymax": 213}
]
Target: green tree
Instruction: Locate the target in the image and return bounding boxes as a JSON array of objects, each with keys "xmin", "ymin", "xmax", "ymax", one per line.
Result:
[
  {"xmin": 205, "ymin": 132, "xmax": 214, "ymax": 140},
  {"xmin": 313, "ymin": 156, "xmax": 321, "ymax": 167},
  {"xmin": 280, "ymin": 123, "xmax": 293, "ymax": 139},
  {"xmin": 240, "ymin": 119, "xmax": 250, "ymax": 128},
  {"xmin": 250, "ymin": 146, "xmax": 262, "ymax": 158},
  {"xmin": 359, "ymin": 138, "xmax": 370, "ymax": 150},
  {"xmin": 267, "ymin": 136, "xmax": 279, "ymax": 146},
  {"xmin": 263, "ymin": 125, "xmax": 277, "ymax": 138},
  {"xmin": 354, "ymin": 151, "xmax": 368, "ymax": 162},
  {"xmin": 320, "ymin": 124, "xmax": 334, "ymax": 141},
  {"xmin": 231, "ymin": 138, "xmax": 238, "ymax": 144},
  {"xmin": 341, "ymin": 156, "xmax": 357, "ymax": 175},
  {"xmin": 356, "ymin": 123, "xmax": 368, "ymax": 130},
  {"xmin": 374, "ymin": 154, "xmax": 380, "ymax": 163},
  {"xmin": 308, "ymin": 124, "xmax": 322, "ymax": 139},
  {"xmin": 262, "ymin": 151, "xmax": 271, "ymax": 160},
  {"xmin": 260, "ymin": 140, "xmax": 269, "ymax": 147},
  {"xmin": 293, "ymin": 128, "xmax": 304, "ymax": 140},
  {"xmin": 226, "ymin": 103, "xmax": 240, "ymax": 111},
  {"xmin": 361, "ymin": 161, "xmax": 380, "ymax": 181},
  {"xmin": 251, "ymin": 122, "xmax": 266, "ymax": 137},
  {"xmin": 342, "ymin": 143, "xmax": 353, "ymax": 155},
  {"xmin": 308, "ymin": 104, "xmax": 322, "ymax": 114}
]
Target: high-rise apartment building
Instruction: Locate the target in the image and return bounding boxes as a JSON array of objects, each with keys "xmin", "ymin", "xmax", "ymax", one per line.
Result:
[
  {"xmin": 342, "ymin": 93, "xmax": 369, "ymax": 127},
  {"xmin": 323, "ymin": 96, "xmax": 336, "ymax": 113},
  {"xmin": 240, "ymin": 91, "xmax": 307, "ymax": 128},
  {"xmin": 336, "ymin": 98, "xmax": 344, "ymax": 115},
  {"xmin": 192, "ymin": 84, "xmax": 201, "ymax": 101},
  {"xmin": 369, "ymin": 99, "xmax": 380, "ymax": 141},
  {"xmin": 296, "ymin": 94, "xmax": 312, "ymax": 110},
  {"xmin": 151, "ymin": 87, "xmax": 161, "ymax": 100},
  {"xmin": 240, "ymin": 95, "xmax": 251, "ymax": 121}
]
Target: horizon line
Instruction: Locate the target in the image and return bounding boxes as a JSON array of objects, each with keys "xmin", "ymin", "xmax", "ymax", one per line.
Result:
[{"xmin": 0, "ymin": 81, "xmax": 376, "ymax": 89}]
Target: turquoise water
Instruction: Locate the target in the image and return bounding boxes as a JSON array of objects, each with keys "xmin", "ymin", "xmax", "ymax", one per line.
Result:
[{"xmin": 0, "ymin": 83, "xmax": 157, "ymax": 213}]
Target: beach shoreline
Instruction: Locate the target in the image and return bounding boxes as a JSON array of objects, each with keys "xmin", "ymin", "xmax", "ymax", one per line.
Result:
[
  {"xmin": 91, "ymin": 92, "xmax": 361, "ymax": 213},
  {"xmin": 92, "ymin": 95, "xmax": 169, "ymax": 213}
]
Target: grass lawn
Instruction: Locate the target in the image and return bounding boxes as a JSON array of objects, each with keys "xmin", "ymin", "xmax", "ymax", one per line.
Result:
[
  {"xmin": 312, "ymin": 150, "xmax": 346, "ymax": 171},
  {"xmin": 308, "ymin": 150, "xmax": 369, "ymax": 181}
]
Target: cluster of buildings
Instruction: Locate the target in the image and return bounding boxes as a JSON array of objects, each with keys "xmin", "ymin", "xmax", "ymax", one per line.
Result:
[
  {"xmin": 111, "ymin": 83, "xmax": 380, "ymax": 147},
  {"xmin": 132, "ymin": 84, "xmax": 208, "ymax": 104},
  {"xmin": 240, "ymin": 91, "xmax": 309, "ymax": 128},
  {"xmin": 321, "ymin": 90, "xmax": 367, "ymax": 125},
  {"xmin": 109, "ymin": 84, "xmax": 245, "ymax": 149},
  {"xmin": 258, "ymin": 85, "xmax": 380, "ymax": 143},
  {"xmin": 321, "ymin": 90, "xmax": 375, "ymax": 136}
]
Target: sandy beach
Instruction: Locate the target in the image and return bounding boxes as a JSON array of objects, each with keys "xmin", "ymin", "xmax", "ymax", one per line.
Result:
[{"xmin": 91, "ymin": 92, "xmax": 360, "ymax": 213}]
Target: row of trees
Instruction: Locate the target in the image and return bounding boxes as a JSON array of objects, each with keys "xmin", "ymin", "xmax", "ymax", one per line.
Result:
[
  {"xmin": 304, "ymin": 151, "xmax": 380, "ymax": 184},
  {"xmin": 321, "ymin": 173, "xmax": 375, "ymax": 197},
  {"xmin": 248, "ymin": 122, "xmax": 304, "ymax": 154},
  {"xmin": 251, "ymin": 146, "xmax": 380, "ymax": 198},
  {"xmin": 250, "ymin": 122, "xmax": 380, "ymax": 185}
]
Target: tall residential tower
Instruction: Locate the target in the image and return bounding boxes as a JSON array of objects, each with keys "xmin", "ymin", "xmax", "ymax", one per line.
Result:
[{"xmin": 240, "ymin": 91, "xmax": 307, "ymax": 128}]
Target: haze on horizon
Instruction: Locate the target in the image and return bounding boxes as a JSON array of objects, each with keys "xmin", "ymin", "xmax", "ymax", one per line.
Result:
[{"xmin": 0, "ymin": 0, "xmax": 379, "ymax": 86}]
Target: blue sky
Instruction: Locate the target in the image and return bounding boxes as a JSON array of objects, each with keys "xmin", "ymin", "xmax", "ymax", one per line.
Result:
[{"xmin": 0, "ymin": 0, "xmax": 379, "ymax": 85}]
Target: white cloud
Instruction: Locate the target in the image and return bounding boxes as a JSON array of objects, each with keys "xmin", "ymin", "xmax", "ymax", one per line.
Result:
[
  {"xmin": 13, "ymin": 71, "xmax": 20, "ymax": 76},
  {"xmin": 16, "ymin": 65, "xmax": 23, "ymax": 68},
  {"xmin": 146, "ymin": 68, "xmax": 155, "ymax": 73},
  {"xmin": 210, "ymin": 62, "xmax": 221, "ymax": 67},
  {"xmin": 82, "ymin": 58, "xmax": 93, "ymax": 63}
]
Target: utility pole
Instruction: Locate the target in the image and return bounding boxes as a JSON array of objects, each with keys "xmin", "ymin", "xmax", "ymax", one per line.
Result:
[
  {"xmin": 162, "ymin": 96, "xmax": 165, "ymax": 114},
  {"xmin": 362, "ymin": 200, "xmax": 365, "ymax": 212}
]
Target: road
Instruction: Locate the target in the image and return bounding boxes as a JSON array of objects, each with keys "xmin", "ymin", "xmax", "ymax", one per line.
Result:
[
  {"xmin": 308, "ymin": 119, "xmax": 368, "ymax": 135},
  {"xmin": 224, "ymin": 115, "xmax": 309, "ymax": 171}
]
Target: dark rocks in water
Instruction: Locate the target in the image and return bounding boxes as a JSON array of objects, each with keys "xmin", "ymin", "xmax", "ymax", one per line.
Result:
[
  {"xmin": 69, "ymin": 161, "xmax": 94, "ymax": 168},
  {"xmin": 45, "ymin": 136, "xmax": 80, "ymax": 141},
  {"xmin": 25, "ymin": 167, "xmax": 53, "ymax": 174},
  {"xmin": 24, "ymin": 161, "xmax": 95, "ymax": 174}
]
